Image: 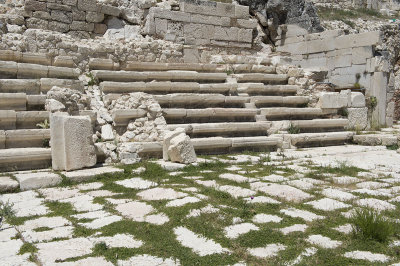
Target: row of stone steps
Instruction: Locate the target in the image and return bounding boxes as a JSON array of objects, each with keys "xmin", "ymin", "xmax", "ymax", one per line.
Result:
[{"xmin": 0, "ymin": 55, "xmax": 351, "ymax": 171}]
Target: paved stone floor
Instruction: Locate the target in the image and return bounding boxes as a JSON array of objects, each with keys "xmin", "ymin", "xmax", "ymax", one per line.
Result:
[{"xmin": 1, "ymin": 145, "xmax": 400, "ymax": 265}]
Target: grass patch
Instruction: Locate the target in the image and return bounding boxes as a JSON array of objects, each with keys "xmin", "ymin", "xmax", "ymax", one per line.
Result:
[
  {"xmin": 350, "ymin": 208, "xmax": 394, "ymax": 243},
  {"xmin": 288, "ymin": 123, "xmax": 300, "ymax": 134},
  {"xmin": 19, "ymin": 242, "xmax": 38, "ymax": 254},
  {"xmin": 0, "ymin": 201, "xmax": 16, "ymax": 226},
  {"xmin": 33, "ymin": 226, "xmax": 52, "ymax": 232},
  {"xmin": 309, "ymin": 161, "xmax": 365, "ymax": 177},
  {"xmin": 387, "ymin": 144, "xmax": 399, "ymax": 150}
]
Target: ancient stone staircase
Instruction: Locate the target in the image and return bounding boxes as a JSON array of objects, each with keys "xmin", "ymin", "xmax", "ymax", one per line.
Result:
[
  {"xmin": 0, "ymin": 51, "xmax": 353, "ymax": 171},
  {"xmin": 91, "ymin": 59, "xmax": 352, "ymax": 156},
  {"xmin": 0, "ymin": 52, "xmax": 83, "ymax": 171}
]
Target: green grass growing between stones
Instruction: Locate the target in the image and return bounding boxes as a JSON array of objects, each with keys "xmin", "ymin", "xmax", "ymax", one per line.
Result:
[{"xmin": 350, "ymin": 208, "xmax": 395, "ymax": 243}]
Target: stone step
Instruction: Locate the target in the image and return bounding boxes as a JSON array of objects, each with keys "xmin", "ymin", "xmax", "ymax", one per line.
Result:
[
  {"xmin": 100, "ymin": 81, "xmax": 237, "ymax": 94},
  {"xmin": 250, "ymin": 96, "xmax": 309, "ymax": 107},
  {"xmin": 90, "ymin": 59, "xmax": 276, "ymax": 73},
  {"xmin": 233, "ymin": 73, "xmax": 288, "ymax": 84},
  {"xmin": 1, "ymin": 129, "xmax": 50, "ymax": 149},
  {"xmin": 291, "ymin": 119, "xmax": 349, "ymax": 131},
  {"xmin": 155, "ymin": 94, "xmax": 247, "ymax": 108},
  {"xmin": 285, "ymin": 132, "xmax": 354, "ymax": 148},
  {"xmin": 0, "ymin": 110, "xmax": 49, "ymax": 130},
  {"xmin": 163, "ymin": 108, "xmax": 257, "ymax": 124},
  {"xmin": 237, "ymin": 84, "xmax": 299, "ymax": 95},
  {"xmin": 0, "ymin": 93, "xmax": 26, "ymax": 111},
  {"xmin": 0, "ymin": 79, "xmax": 84, "ymax": 94},
  {"xmin": 93, "ymin": 70, "xmax": 227, "ymax": 82},
  {"xmin": 261, "ymin": 108, "xmax": 334, "ymax": 120},
  {"xmin": 0, "ymin": 61, "xmax": 81, "ymax": 79},
  {"xmin": 166, "ymin": 121, "xmax": 271, "ymax": 137},
  {"xmin": 130, "ymin": 136, "xmax": 281, "ymax": 156},
  {"xmin": 0, "ymin": 147, "xmax": 52, "ymax": 172},
  {"xmin": 27, "ymin": 95, "xmax": 46, "ymax": 110}
]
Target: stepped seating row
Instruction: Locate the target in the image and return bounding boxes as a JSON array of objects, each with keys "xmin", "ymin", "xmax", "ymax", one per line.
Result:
[{"xmin": 0, "ymin": 55, "xmax": 352, "ymax": 171}]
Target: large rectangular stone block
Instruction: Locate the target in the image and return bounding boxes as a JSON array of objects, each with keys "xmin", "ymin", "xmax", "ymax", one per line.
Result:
[
  {"xmin": 0, "ymin": 110, "xmax": 16, "ymax": 130},
  {"xmin": 50, "ymin": 113, "xmax": 96, "ymax": 171},
  {"xmin": 307, "ymin": 38, "xmax": 335, "ymax": 54},
  {"xmin": 214, "ymin": 26, "xmax": 238, "ymax": 42},
  {"xmin": 352, "ymin": 46, "xmax": 373, "ymax": 64},
  {"xmin": 77, "ymin": 0, "xmax": 98, "ymax": 12},
  {"xmin": 0, "ymin": 130, "xmax": 5, "ymax": 149}
]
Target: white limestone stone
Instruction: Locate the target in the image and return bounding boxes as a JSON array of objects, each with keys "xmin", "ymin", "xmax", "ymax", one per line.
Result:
[
  {"xmin": 60, "ymin": 195, "xmax": 103, "ymax": 212},
  {"xmin": 334, "ymin": 224, "xmax": 353, "ymax": 234},
  {"xmin": 18, "ymin": 216, "xmax": 71, "ymax": 231},
  {"xmin": 307, "ymin": 235, "xmax": 342, "ymax": 249},
  {"xmin": 145, "ymin": 213, "xmax": 170, "ymax": 225},
  {"xmin": 0, "ymin": 239, "xmax": 24, "ymax": 259},
  {"xmin": 356, "ymin": 181, "xmax": 389, "ymax": 189},
  {"xmin": 219, "ymin": 173, "xmax": 257, "ymax": 183},
  {"xmin": 224, "ymin": 223, "xmax": 259, "ymax": 239},
  {"xmin": 14, "ymin": 172, "xmax": 62, "ymax": 191},
  {"xmin": 280, "ymin": 224, "xmax": 308, "ymax": 235},
  {"xmin": 51, "ymin": 113, "xmax": 96, "ymax": 171},
  {"xmin": 166, "ymin": 196, "xmax": 201, "ymax": 207},
  {"xmin": 286, "ymin": 179, "xmax": 314, "ymax": 190},
  {"xmin": 79, "ymin": 215, "xmax": 123, "ymax": 229},
  {"xmin": 244, "ymin": 196, "xmax": 280, "ymax": 204},
  {"xmin": 115, "ymin": 201, "xmax": 154, "ymax": 221},
  {"xmin": 101, "ymin": 124, "xmax": 114, "ymax": 141},
  {"xmin": 118, "ymin": 255, "xmax": 180, "ymax": 266},
  {"xmin": 0, "ymin": 190, "xmax": 38, "ymax": 203},
  {"xmin": 0, "ymin": 227, "xmax": 17, "ymax": 242},
  {"xmin": 85, "ymin": 190, "xmax": 117, "ymax": 197},
  {"xmin": 181, "ymin": 187, "xmax": 199, "ymax": 192},
  {"xmin": 280, "ymin": 208, "xmax": 324, "ymax": 222},
  {"xmin": 0, "ymin": 191, "xmax": 49, "ymax": 217},
  {"xmin": 2, "ymin": 253, "xmax": 36, "ymax": 266},
  {"xmin": 352, "ymin": 188, "xmax": 391, "ymax": 197},
  {"xmin": 0, "ymin": 176, "xmax": 18, "ymax": 192},
  {"xmin": 164, "ymin": 129, "xmax": 197, "ymax": 164},
  {"xmin": 321, "ymin": 188, "xmax": 357, "ymax": 201},
  {"xmin": 195, "ymin": 180, "xmax": 218, "ymax": 188},
  {"xmin": 156, "ymin": 160, "xmax": 187, "ymax": 171},
  {"xmin": 287, "ymin": 247, "xmax": 318, "ymax": 265},
  {"xmin": 306, "ymin": 198, "xmax": 351, "ymax": 211},
  {"xmin": 38, "ymin": 187, "xmax": 81, "ymax": 201},
  {"xmin": 174, "ymin": 226, "xmax": 229, "ymax": 256},
  {"xmin": 91, "ymin": 234, "xmax": 143, "ymax": 248},
  {"xmin": 218, "ymin": 185, "xmax": 256, "ymax": 198},
  {"xmin": 72, "ymin": 210, "xmax": 113, "ymax": 220},
  {"xmin": 252, "ymin": 214, "xmax": 282, "ymax": 224},
  {"xmin": 260, "ymin": 174, "xmax": 288, "ymax": 182},
  {"xmin": 138, "ymin": 188, "xmax": 187, "ymax": 200},
  {"xmin": 22, "ymin": 226, "xmax": 74, "ymax": 243},
  {"xmin": 105, "ymin": 198, "xmax": 132, "ymax": 205},
  {"xmin": 343, "ymin": 251, "xmax": 390, "ymax": 262},
  {"xmin": 186, "ymin": 204, "xmax": 219, "ymax": 218},
  {"xmin": 36, "ymin": 238, "xmax": 93, "ymax": 264},
  {"xmin": 182, "ymin": 176, "xmax": 203, "ymax": 180},
  {"xmin": 229, "ymin": 154, "xmax": 260, "ymax": 163},
  {"xmin": 332, "ymin": 176, "xmax": 360, "ymax": 184},
  {"xmin": 226, "ymin": 166, "xmax": 242, "ymax": 171},
  {"xmin": 250, "ymin": 182, "xmax": 312, "ymax": 202},
  {"xmin": 63, "ymin": 166, "xmax": 124, "ymax": 182},
  {"xmin": 248, "ymin": 244, "xmax": 286, "ymax": 258},
  {"xmin": 356, "ymin": 198, "xmax": 396, "ymax": 211},
  {"xmin": 76, "ymin": 182, "xmax": 104, "ymax": 190},
  {"xmin": 59, "ymin": 257, "xmax": 113, "ymax": 266},
  {"xmin": 116, "ymin": 177, "xmax": 157, "ymax": 189},
  {"xmin": 132, "ymin": 167, "xmax": 146, "ymax": 174}
]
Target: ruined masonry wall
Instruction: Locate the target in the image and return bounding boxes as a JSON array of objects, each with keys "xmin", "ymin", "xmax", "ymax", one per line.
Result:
[
  {"xmin": 276, "ymin": 25, "xmax": 394, "ymax": 126},
  {"xmin": 143, "ymin": 0, "xmax": 257, "ymax": 49},
  {"xmin": 312, "ymin": 0, "xmax": 400, "ymax": 11}
]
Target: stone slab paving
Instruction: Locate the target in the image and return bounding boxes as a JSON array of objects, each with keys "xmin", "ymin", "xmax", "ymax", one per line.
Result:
[{"xmin": 1, "ymin": 145, "xmax": 400, "ymax": 265}]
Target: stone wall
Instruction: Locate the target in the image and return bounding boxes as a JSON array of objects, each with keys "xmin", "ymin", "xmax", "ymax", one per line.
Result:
[
  {"xmin": 276, "ymin": 25, "xmax": 394, "ymax": 126},
  {"xmin": 312, "ymin": 0, "xmax": 400, "ymax": 12},
  {"xmin": 143, "ymin": 0, "xmax": 257, "ymax": 49}
]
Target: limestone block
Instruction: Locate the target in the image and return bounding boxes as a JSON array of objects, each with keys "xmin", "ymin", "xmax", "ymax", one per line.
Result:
[
  {"xmin": 77, "ymin": 0, "xmax": 98, "ymax": 12},
  {"xmin": 94, "ymin": 23, "xmax": 108, "ymax": 34},
  {"xmin": 49, "ymin": 21, "xmax": 70, "ymax": 33},
  {"xmin": 163, "ymin": 128, "xmax": 185, "ymax": 161},
  {"xmin": 50, "ymin": 113, "xmax": 96, "ymax": 171},
  {"xmin": 214, "ymin": 26, "xmax": 238, "ymax": 42},
  {"xmin": 180, "ymin": 0, "xmax": 218, "ymax": 16},
  {"xmin": 334, "ymin": 55, "xmax": 352, "ymax": 68},
  {"xmin": 15, "ymin": 172, "xmax": 62, "ymax": 191},
  {"xmin": 351, "ymin": 92, "xmax": 366, "ymax": 108},
  {"xmin": 370, "ymin": 72, "xmax": 388, "ymax": 126},
  {"xmin": 318, "ymin": 92, "xmax": 348, "ymax": 109},
  {"xmin": 0, "ymin": 110, "xmax": 16, "ymax": 130},
  {"xmin": 101, "ymin": 5, "xmax": 121, "ymax": 16},
  {"xmin": 168, "ymin": 133, "xmax": 197, "ymax": 164},
  {"xmin": 0, "ymin": 176, "xmax": 18, "ymax": 192},
  {"xmin": 101, "ymin": 124, "xmax": 114, "ymax": 141},
  {"xmin": 352, "ymin": 46, "xmax": 373, "ymax": 65},
  {"xmin": 238, "ymin": 28, "xmax": 253, "ymax": 43},
  {"xmin": 63, "ymin": 0, "xmax": 77, "ymax": 5},
  {"xmin": 235, "ymin": 4, "xmax": 249, "ymax": 19},
  {"xmin": 155, "ymin": 18, "xmax": 168, "ymax": 37},
  {"xmin": 216, "ymin": 2, "xmax": 235, "ymax": 17},
  {"xmin": 17, "ymin": 63, "xmax": 48, "ymax": 79},
  {"xmin": 40, "ymin": 78, "xmax": 84, "ymax": 93},
  {"xmin": 50, "ymin": 10, "xmax": 72, "ymax": 24},
  {"xmin": 0, "ymin": 93, "xmax": 26, "ymax": 111},
  {"xmin": 53, "ymin": 56, "xmax": 76, "ymax": 68},
  {"xmin": 21, "ymin": 53, "xmax": 52, "ymax": 65},
  {"xmin": 0, "ymin": 50, "xmax": 22, "ymax": 61},
  {"xmin": 190, "ymin": 14, "xmax": 230, "ymax": 27},
  {"xmin": 0, "ymin": 130, "xmax": 5, "ymax": 149},
  {"xmin": 236, "ymin": 19, "xmax": 257, "ymax": 29},
  {"xmin": 48, "ymin": 66, "xmax": 80, "ymax": 79},
  {"xmin": 86, "ymin": 11, "xmax": 104, "ymax": 23},
  {"xmin": 26, "ymin": 18, "xmax": 49, "ymax": 30},
  {"xmin": 307, "ymin": 38, "xmax": 335, "ymax": 54},
  {"xmin": 184, "ymin": 23, "xmax": 214, "ymax": 39},
  {"xmin": 25, "ymin": 0, "xmax": 47, "ymax": 11},
  {"xmin": 72, "ymin": 10, "xmax": 86, "ymax": 21},
  {"xmin": 347, "ymin": 107, "xmax": 368, "ymax": 130},
  {"xmin": 0, "ymin": 61, "xmax": 18, "ymax": 78},
  {"xmin": 47, "ymin": 3, "xmax": 72, "ymax": 11},
  {"xmin": 329, "ymin": 74, "xmax": 356, "ymax": 87},
  {"xmin": 70, "ymin": 21, "xmax": 94, "ymax": 32}
]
